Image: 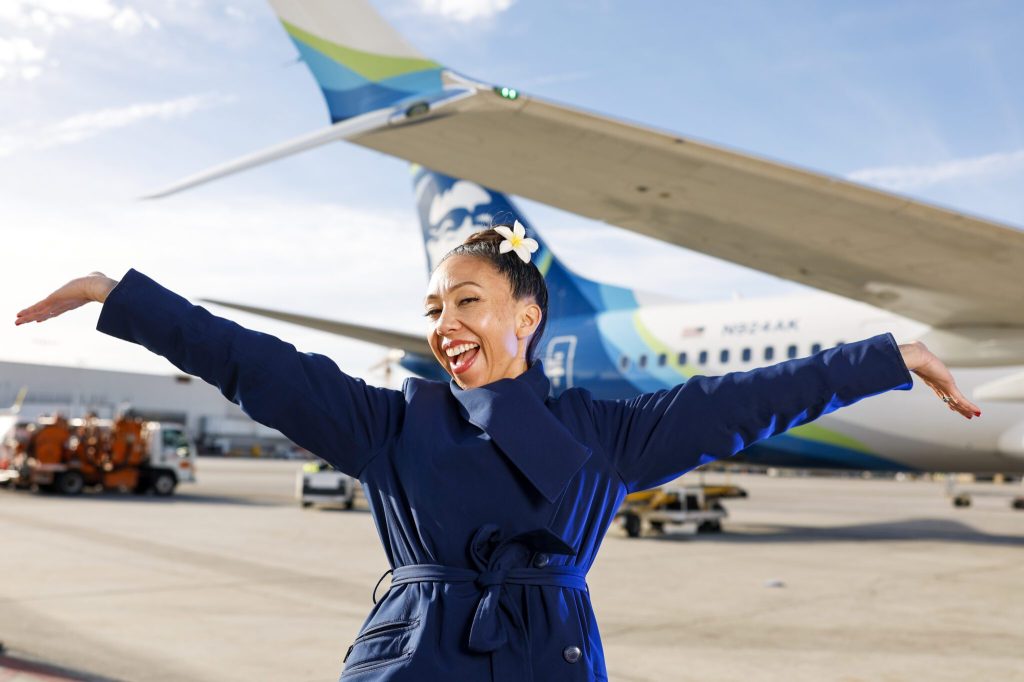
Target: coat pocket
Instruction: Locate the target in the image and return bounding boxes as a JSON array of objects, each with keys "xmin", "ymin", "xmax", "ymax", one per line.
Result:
[{"xmin": 340, "ymin": 617, "xmax": 420, "ymax": 678}]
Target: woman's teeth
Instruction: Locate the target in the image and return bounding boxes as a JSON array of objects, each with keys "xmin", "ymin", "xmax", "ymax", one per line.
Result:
[{"xmin": 445, "ymin": 343, "xmax": 479, "ymax": 358}]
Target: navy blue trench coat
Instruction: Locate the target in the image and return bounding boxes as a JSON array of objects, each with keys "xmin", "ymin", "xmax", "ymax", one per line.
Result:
[{"xmin": 96, "ymin": 269, "xmax": 914, "ymax": 681}]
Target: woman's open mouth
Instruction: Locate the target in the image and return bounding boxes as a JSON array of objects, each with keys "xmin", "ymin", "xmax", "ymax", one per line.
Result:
[{"xmin": 447, "ymin": 343, "xmax": 480, "ymax": 375}]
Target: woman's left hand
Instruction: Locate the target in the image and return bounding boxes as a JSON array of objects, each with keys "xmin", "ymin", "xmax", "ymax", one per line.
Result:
[{"xmin": 898, "ymin": 341, "xmax": 981, "ymax": 419}]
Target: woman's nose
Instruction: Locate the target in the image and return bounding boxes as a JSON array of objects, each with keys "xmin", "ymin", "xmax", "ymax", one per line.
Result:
[{"xmin": 435, "ymin": 308, "xmax": 460, "ymax": 335}]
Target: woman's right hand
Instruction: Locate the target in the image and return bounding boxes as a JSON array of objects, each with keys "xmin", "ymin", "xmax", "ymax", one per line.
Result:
[{"xmin": 14, "ymin": 271, "xmax": 119, "ymax": 326}]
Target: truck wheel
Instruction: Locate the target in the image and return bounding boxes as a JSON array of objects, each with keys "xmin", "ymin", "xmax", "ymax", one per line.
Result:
[
  {"xmin": 623, "ymin": 513, "xmax": 641, "ymax": 538},
  {"xmin": 56, "ymin": 471, "xmax": 85, "ymax": 496},
  {"xmin": 345, "ymin": 497, "xmax": 356, "ymax": 510},
  {"xmin": 301, "ymin": 500, "xmax": 313, "ymax": 508},
  {"xmin": 696, "ymin": 520, "xmax": 722, "ymax": 534},
  {"xmin": 151, "ymin": 471, "xmax": 177, "ymax": 496},
  {"xmin": 650, "ymin": 521, "xmax": 665, "ymax": 533}
]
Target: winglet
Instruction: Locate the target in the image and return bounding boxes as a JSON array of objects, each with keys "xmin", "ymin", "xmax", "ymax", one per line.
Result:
[{"xmin": 269, "ymin": 0, "xmax": 444, "ymax": 123}]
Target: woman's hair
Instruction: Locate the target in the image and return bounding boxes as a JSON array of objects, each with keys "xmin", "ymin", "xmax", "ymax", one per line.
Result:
[{"xmin": 436, "ymin": 224, "xmax": 549, "ymax": 364}]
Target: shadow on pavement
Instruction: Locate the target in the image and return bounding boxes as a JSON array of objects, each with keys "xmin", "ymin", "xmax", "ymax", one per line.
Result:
[
  {"xmin": 0, "ymin": 649, "xmax": 122, "ymax": 682},
  {"xmin": 632, "ymin": 518, "xmax": 1024, "ymax": 547}
]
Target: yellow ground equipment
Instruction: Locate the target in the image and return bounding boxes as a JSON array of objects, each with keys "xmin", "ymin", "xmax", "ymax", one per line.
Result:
[{"xmin": 615, "ymin": 484, "xmax": 748, "ymax": 537}]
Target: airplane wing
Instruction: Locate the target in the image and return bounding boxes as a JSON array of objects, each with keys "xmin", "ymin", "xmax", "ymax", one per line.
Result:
[
  {"xmin": 161, "ymin": 79, "xmax": 1024, "ymax": 334},
  {"xmin": 198, "ymin": 298, "xmax": 433, "ymax": 357},
  {"xmin": 151, "ymin": 0, "xmax": 1024, "ymax": 337},
  {"xmin": 346, "ymin": 87, "xmax": 1024, "ymax": 331}
]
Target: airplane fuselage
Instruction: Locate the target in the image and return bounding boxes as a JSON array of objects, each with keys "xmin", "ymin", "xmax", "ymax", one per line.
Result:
[{"xmin": 540, "ymin": 289, "xmax": 1024, "ymax": 474}]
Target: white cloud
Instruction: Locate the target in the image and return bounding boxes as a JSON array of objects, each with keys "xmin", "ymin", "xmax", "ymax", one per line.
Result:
[
  {"xmin": 109, "ymin": 7, "xmax": 160, "ymax": 34},
  {"xmin": 0, "ymin": 36, "xmax": 45, "ymax": 63},
  {"xmin": 0, "ymin": 0, "xmax": 159, "ymax": 78},
  {"xmin": 848, "ymin": 148, "xmax": 1024, "ymax": 191},
  {"xmin": 415, "ymin": 0, "xmax": 515, "ymax": 23},
  {"xmin": 0, "ymin": 36, "xmax": 47, "ymax": 80},
  {"xmin": 0, "ymin": 193, "xmax": 427, "ymax": 381},
  {"xmin": 0, "ymin": 93, "xmax": 233, "ymax": 158},
  {"xmin": 0, "ymin": 0, "xmax": 159, "ymax": 33}
]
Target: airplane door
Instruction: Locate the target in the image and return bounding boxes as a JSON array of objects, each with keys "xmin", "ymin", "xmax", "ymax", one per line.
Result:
[{"xmin": 544, "ymin": 335, "xmax": 577, "ymax": 391}]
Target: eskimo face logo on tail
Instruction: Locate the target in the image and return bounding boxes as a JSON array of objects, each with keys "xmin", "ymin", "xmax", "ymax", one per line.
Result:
[{"xmin": 418, "ymin": 179, "xmax": 503, "ymax": 270}]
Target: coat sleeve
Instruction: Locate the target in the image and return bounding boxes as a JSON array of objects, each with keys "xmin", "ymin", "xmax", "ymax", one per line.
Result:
[
  {"xmin": 590, "ymin": 332, "xmax": 914, "ymax": 493},
  {"xmin": 95, "ymin": 268, "xmax": 404, "ymax": 476}
]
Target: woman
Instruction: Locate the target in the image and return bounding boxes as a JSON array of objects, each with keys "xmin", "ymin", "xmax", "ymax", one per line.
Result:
[{"xmin": 15, "ymin": 225, "xmax": 980, "ymax": 681}]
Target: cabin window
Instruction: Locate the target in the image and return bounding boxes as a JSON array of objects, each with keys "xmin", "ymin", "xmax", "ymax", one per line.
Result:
[
  {"xmin": 619, "ymin": 355, "xmax": 629, "ymax": 370},
  {"xmin": 787, "ymin": 344, "xmax": 798, "ymax": 359},
  {"xmin": 638, "ymin": 354, "xmax": 648, "ymax": 369},
  {"xmin": 698, "ymin": 350, "xmax": 708, "ymax": 365},
  {"xmin": 811, "ymin": 343, "xmax": 821, "ymax": 354},
  {"xmin": 720, "ymin": 349, "xmax": 729, "ymax": 363},
  {"xmin": 677, "ymin": 351, "xmax": 687, "ymax": 365},
  {"xmin": 741, "ymin": 347, "xmax": 751, "ymax": 362},
  {"xmin": 657, "ymin": 353, "xmax": 667, "ymax": 367},
  {"xmin": 764, "ymin": 346, "xmax": 774, "ymax": 361}
]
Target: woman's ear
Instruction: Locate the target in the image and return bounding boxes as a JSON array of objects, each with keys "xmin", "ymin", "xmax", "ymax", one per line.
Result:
[{"xmin": 516, "ymin": 301, "xmax": 542, "ymax": 340}]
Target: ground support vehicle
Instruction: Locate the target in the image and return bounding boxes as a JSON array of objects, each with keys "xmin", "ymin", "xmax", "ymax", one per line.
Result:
[
  {"xmin": 615, "ymin": 484, "xmax": 748, "ymax": 537},
  {"xmin": 0, "ymin": 414, "xmax": 196, "ymax": 496},
  {"xmin": 296, "ymin": 461, "xmax": 357, "ymax": 509}
]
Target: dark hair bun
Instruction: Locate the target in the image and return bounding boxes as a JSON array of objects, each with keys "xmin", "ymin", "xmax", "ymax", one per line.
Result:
[{"xmin": 460, "ymin": 229, "xmax": 507, "ymax": 248}]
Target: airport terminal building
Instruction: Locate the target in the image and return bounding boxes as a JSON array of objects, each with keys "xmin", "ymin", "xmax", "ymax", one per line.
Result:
[{"xmin": 0, "ymin": 360, "xmax": 299, "ymax": 456}]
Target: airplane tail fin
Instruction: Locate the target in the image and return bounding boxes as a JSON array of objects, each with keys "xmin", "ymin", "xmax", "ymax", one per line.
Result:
[
  {"xmin": 412, "ymin": 166, "xmax": 642, "ymax": 317},
  {"xmin": 268, "ymin": 0, "xmax": 445, "ymax": 122}
]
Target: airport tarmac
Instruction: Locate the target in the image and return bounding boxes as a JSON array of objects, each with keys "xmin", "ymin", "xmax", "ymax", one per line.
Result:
[{"xmin": 1, "ymin": 458, "xmax": 1022, "ymax": 682}]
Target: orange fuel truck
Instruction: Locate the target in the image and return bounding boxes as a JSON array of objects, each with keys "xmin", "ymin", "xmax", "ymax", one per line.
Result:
[{"xmin": 1, "ymin": 413, "xmax": 196, "ymax": 496}]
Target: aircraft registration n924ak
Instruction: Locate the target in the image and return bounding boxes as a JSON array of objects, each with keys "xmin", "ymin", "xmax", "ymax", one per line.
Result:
[{"xmin": 149, "ymin": 0, "xmax": 1024, "ymax": 480}]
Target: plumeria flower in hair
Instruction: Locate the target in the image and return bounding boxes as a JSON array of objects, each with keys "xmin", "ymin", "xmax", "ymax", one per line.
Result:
[{"xmin": 493, "ymin": 220, "xmax": 539, "ymax": 264}]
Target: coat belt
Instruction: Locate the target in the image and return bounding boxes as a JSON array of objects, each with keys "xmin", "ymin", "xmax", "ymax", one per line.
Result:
[{"xmin": 391, "ymin": 563, "xmax": 588, "ymax": 655}]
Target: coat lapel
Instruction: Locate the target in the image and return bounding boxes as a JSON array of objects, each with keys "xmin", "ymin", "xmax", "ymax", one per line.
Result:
[{"xmin": 449, "ymin": 360, "xmax": 592, "ymax": 504}]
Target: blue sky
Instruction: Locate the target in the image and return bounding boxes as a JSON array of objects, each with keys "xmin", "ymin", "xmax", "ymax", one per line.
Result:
[{"xmin": 2, "ymin": 0, "xmax": 1022, "ymax": 386}]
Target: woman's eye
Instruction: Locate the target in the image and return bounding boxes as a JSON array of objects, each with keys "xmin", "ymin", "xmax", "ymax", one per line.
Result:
[
  {"xmin": 459, "ymin": 297, "xmax": 478, "ymax": 305},
  {"xmin": 423, "ymin": 309, "xmax": 439, "ymax": 318}
]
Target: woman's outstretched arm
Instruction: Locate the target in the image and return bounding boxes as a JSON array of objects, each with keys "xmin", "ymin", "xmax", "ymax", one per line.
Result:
[
  {"xmin": 588, "ymin": 333, "xmax": 979, "ymax": 494},
  {"xmin": 15, "ymin": 269, "xmax": 404, "ymax": 477}
]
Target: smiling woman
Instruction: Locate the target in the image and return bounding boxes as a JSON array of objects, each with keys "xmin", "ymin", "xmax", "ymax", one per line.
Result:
[
  {"xmin": 12, "ymin": 220, "xmax": 980, "ymax": 682},
  {"xmin": 424, "ymin": 225, "xmax": 548, "ymax": 389}
]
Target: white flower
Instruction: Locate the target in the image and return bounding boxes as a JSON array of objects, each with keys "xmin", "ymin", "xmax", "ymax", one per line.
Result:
[{"xmin": 493, "ymin": 220, "xmax": 540, "ymax": 264}]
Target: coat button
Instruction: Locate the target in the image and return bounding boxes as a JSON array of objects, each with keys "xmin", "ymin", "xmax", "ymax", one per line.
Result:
[
  {"xmin": 563, "ymin": 645, "xmax": 582, "ymax": 663},
  {"xmin": 532, "ymin": 553, "xmax": 550, "ymax": 568}
]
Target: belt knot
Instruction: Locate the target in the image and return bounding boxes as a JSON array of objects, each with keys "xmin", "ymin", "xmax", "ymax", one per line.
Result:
[
  {"xmin": 475, "ymin": 569, "xmax": 509, "ymax": 589},
  {"xmin": 385, "ymin": 524, "xmax": 587, "ymax": 670}
]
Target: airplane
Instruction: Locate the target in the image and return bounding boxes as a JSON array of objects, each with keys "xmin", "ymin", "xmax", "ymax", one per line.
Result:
[{"xmin": 148, "ymin": 0, "xmax": 1024, "ymax": 501}]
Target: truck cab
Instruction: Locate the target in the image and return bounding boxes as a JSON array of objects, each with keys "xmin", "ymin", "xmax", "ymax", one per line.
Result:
[{"xmin": 141, "ymin": 421, "xmax": 197, "ymax": 495}]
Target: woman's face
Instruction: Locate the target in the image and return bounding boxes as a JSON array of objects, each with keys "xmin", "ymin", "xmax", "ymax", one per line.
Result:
[{"xmin": 424, "ymin": 254, "xmax": 542, "ymax": 389}]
